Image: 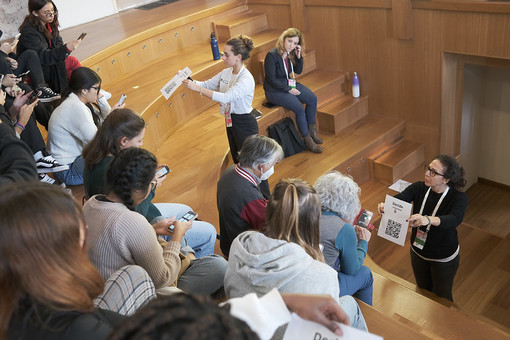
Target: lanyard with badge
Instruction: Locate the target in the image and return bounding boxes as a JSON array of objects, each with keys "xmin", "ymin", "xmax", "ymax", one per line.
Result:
[
  {"xmin": 219, "ymin": 66, "xmax": 243, "ymax": 127},
  {"xmin": 413, "ymin": 186, "xmax": 449, "ymax": 249},
  {"xmin": 282, "ymin": 56, "xmax": 296, "ymax": 89}
]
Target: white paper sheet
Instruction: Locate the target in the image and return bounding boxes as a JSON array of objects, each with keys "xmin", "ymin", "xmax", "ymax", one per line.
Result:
[
  {"xmin": 282, "ymin": 313, "xmax": 383, "ymax": 340},
  {"xmin": 388, "ymin": 179, "xmax": 412, "ymax": 193},
  {"xmin": 160, "ymin": 67, "xmax": 192, "ymax": 100},
  {"xmin": 377, "ymin": 195, "xmax": 412, "ymax": 246}
]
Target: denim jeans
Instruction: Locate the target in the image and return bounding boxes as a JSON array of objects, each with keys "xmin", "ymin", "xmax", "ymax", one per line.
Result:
[
  {"xmin": 338, "ymin": 265, "xmax": 374, "ymax": 305},
  {"xmin": 338, "ymin": 295, "xmax": 368, "ymax": 331},
  {"xmin": 153, "ymin": 203, "xmax": 217, "ymax": 258},
  {"xmin": 265, "ymin": 82, "xmax": 317, "ymax": 137},
  {"xmin": 53, "ymin": 155, "xmax": 84, "ymax": 186}
]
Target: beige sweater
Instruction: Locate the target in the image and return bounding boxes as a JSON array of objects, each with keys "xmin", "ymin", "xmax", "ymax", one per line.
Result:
[{"xmin": 83, "ymin": 196, "xmax": 181, "ymax": 288}]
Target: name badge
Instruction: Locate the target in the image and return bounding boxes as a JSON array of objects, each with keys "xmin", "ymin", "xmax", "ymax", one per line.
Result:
[
  {"xmin": 413, "ymin": 229, "xmax": 428, "ymax": 249},
  {"xmin": 288, "ymin": 79, "xmax": 296, "ymax": 88},
  {"xmin": 225, "ymin": 112, "xmax": 232, "ymax": 127}
]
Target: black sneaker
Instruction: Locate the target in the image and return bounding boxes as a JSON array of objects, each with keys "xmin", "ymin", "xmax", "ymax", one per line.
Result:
[
  {"xmin": 37, "ymin": 87, "xmax": 61, "ymax": 103},
  {"xmin": 39, "ymin": 173, "xmax": 66, "ymax": 188},
  {"xmin": 35, "ymin": 154, "xmax": 69, "ymax": 173}
]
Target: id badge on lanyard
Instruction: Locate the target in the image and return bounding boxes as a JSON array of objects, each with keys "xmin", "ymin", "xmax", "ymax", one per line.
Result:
[
  {"xmin": 220, "ymin": 68, "xmax": 240, "ymax": 127},
  {"xmin": 283, "ymin": 57, "xmax": 296, "ymax": 88},
  {"xmin": 412, "ymin": 186, "xmax": 449, "ymax": 249}
]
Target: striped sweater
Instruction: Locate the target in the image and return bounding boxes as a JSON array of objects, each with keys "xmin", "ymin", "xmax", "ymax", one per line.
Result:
[{"xmin": 83, "ymin": 196, "xmax": 181, "ymax": 288}]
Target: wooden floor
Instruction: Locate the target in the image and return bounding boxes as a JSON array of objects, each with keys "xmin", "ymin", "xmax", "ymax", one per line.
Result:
[{"xmin": 60, "ymin": 0, "xmax": 510, "ymax": 336}]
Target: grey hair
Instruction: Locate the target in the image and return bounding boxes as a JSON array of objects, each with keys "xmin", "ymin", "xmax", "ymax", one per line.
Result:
[
  {"xmin": 314, "ymin": 171, "xmax": 361, "ymax": 223},
  {"xmin": 238, "ymin": 135, "xmax": 284, "ymax": 169}
]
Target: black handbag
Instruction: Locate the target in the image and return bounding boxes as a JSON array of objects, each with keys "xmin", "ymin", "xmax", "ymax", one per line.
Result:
[{"xmin": 268, "ymin": 117, "xmax": 306, "ymax": 158}]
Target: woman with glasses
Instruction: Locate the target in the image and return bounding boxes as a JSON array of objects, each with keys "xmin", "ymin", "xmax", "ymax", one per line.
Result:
[
  {"xmin": 47, "ymin": 67, "xmax": 121, "ymax": 185},
  {"xmin": 83, "ymin": 147, "xmax": 227, "ymax": 296},
  {"xmin": 377, "ymin": 155, "xmax": 468, "ymax": 301},
  {"xmin": 18, "ymin": 0, "xmax": 82, "ymax": 94}
]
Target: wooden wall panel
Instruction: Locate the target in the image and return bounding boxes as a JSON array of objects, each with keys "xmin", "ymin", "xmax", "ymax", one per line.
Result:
[{"xmin": 247, "ymin": 4, "xmax": 292, "ymax": 29}]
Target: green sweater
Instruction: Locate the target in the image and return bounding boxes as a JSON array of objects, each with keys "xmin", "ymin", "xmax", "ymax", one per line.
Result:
[{"xmin": 83, "ymin": 156, "xmax": 161, "ymax": 222}]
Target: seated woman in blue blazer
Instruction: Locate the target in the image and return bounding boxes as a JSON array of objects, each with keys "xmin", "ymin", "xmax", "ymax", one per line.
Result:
[{"xmin": 263, "ymin": 28, "xmax": 322, "ymax": 153}]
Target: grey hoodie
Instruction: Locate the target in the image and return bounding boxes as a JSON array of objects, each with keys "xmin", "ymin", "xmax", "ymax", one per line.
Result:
[{"xmin": 225, "ymin": 231, "xmax": 339, "ymax": 302}]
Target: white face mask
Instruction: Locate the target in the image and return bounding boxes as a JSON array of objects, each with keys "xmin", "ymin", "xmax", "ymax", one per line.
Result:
[{"xmin": 260, "ymin": 165, "xmax": 275, "ymax": 181}]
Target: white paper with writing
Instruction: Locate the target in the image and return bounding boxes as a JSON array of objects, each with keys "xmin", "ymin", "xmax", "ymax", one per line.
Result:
[
  {"xmin": 377, "ymin": 195, "xmax": 412, "ymax": 246},
  {"xmin": 282, "ymin": 313, "xmax": 383, "ymax": 340},
  {"xmin": 160, "ymin": 67, "xmax": 192, "ymax": 100},
  {"xmin": 388, "ymin": 179, "xmax": 411, "ymax": 193}
]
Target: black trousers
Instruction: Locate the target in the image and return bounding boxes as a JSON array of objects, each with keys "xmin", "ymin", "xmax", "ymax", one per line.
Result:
[
  {"xmin": 13, "ymin": 49, "xmax": 45, "ymax": 88},
  {"xmin": 226, "ymin": 113, "xmax": 270, "ymax": 197},
  {"xmin": 410, "ymin": 248, "xmax": 460, "ymax": 301}
]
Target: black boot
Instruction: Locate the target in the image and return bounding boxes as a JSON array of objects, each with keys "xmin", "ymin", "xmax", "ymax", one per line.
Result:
[{"xmin": 308, "ymin": 124, "xmax": 323, "ymax": 144}]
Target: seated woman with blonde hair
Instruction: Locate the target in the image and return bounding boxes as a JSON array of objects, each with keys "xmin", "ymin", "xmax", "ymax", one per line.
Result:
[
  {"xmin": 225, "ymin": 178, "xmax": 367, "ymax": 331},
  {"xmin": 0, "ymin": 182, "xmax": 156, "ymax": 339}
]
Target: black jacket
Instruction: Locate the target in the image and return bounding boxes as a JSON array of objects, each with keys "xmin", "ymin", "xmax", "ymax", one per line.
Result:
[
  {"xmin": 17, "ymin": 23, "xmax": 69, "ymax": 92},
  {"xmin": 263, "ymin": 47, "xmax": 304, "ymax": 93}
]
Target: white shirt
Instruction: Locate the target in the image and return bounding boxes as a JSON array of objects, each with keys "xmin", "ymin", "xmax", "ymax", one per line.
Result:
[
  {"xmin": 196, "ymin": 66, "xmax": 255, "ymax": 114},
  {"xmin": 47, "ymin": 93, "xmax": 111, "ymax": 164}
]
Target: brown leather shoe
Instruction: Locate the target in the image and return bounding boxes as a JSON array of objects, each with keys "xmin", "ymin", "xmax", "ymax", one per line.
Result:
[
  {"xmin": 308, "ymin": 124, "xmax": 323, "ymax": 144},
  {"xmin": 304, "ymin": 135, "xmax": 323, "ymax": 153}
]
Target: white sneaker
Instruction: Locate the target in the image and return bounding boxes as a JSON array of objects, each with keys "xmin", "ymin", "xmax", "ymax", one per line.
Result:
[
  {"xmin": 39, "ymin": 174, "xmax": 66, "ymax": 188},
  {"xmin": 34, "ymin": 152, "xmax": 69, "ymax": 174}
]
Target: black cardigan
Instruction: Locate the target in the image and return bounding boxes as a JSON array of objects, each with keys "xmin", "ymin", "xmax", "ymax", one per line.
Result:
[
  {"xmin": 395, "ymin": 181, "xmax": 468, "ymax": 259},
  {"xmin": 263, "ymin": 47, "xmax": 304, "ymax": 93}
]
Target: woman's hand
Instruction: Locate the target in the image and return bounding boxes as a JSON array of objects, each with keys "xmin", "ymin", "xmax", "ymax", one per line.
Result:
[
  {"xmin": 154, "ymin": 165, "xmax": 169, "ymax": 187},
  {"xmin": 281, "ymin": 293, "xmax": 349, "ymax": 336},
  {"xmin": 66, "ymin": 40, "xmax": 81, "ymax": 52},
  {"xmin": 152, "ymin": 217, "xmax": 176, "ymax": 236},
  {"xmin": 355, "ymin": 225, "xmax": 371, "ymax": 242},
  {"xmin": 17, "ymin": 99, "xmax": 39, "ymax": 128},
  {"xmin": 182, "ymin": 78, "xmax": 200, "ymax": 92},
  {"xmin": 377, "ymin": 202, "xmax": 385, "ymax": 215},
  {"xmin": 289, "ymin": 88, "xmax": 301, "ymax": 96},
  {"xmin": 408, "ymin": 214, "xmax": 426, "ymax": 227},
  {"xmin": 2, "ymin": 74, "xmax": 20, "ymax": 88},
  {"xmin": 111, "ymin": 101, "xmax": 126, "ymax": 111},
  {"xmin": 0, "ymin": 42, "xmax": 15, "ymax": 54},
  {"xmin": 0, "ymin": 89, "xmax": 6, "ymax": 106},
  {"xmin": 6, "ymin": 57, "xmax": 18, "ymax": 70},
  {"xmin": 170, "ymin": 220, "xmax": 193, "ymax": 243},
  {"xmin": 8, "ymin": 90, "xmax": 29, "ymax": 118},
  {"xmin": 295, "ymin": 45, "xmax": 302, "ymax": 59}
]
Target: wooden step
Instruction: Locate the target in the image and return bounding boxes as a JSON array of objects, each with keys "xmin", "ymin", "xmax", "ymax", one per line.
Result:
[
  {"xmin": 367, "ymin": 271, "xmax": 509, "ymax": 339},
  {"xmin": 252, "ymin": 69, "xmax": 347, "ymax": 136},
  {"xmin": 214, "ymin": 11, "xmax": 268, "ymax": 43},
  {"xmin": 317, "ymin": 95, "xmax": 368, "ymax": 134},
  {"xmin": 373, "ymin": 139, "xmax": 425, "ymax": 184}
]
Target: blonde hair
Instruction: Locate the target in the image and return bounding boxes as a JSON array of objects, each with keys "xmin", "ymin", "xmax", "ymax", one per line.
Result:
[
  {"xmin": 275, "ymin": 27, "xmax": 304, "ymax": 63},
  {"xmin": 266, "ymin": 179, "xmax": 324, "ymax": 262}
]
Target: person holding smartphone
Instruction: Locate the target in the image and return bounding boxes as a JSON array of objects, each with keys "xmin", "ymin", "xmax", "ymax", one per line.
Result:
[
  {"xmin": 263, "ymin": 28, "xmax": 322, "ymax": 153},
  {"xmin": 17, "ymin": 0, "xmax": 82, "ymax": 94},
  {"xmin": 314, "ymin": 171, "xmax": 374, "ymax": 305}
]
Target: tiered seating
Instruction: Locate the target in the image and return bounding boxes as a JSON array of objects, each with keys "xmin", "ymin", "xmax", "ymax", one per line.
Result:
[{"xmin": 62, "ymin": 0, "xmax": 509, "ymax": 337}]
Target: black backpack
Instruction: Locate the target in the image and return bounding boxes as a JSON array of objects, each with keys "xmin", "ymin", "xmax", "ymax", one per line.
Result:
[{"xmin": 268, "ymin": 117, "xmax": 306, "ymax": 158}]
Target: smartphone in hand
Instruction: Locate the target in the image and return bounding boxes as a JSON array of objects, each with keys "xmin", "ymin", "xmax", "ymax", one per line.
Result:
[
  {"xmin": 77, "ymin": 32, "xmax": 87, "ymax": 40},
  {"xmin": 155, "ymin": 165, "xmax": 171, "ymax": 178},
  {"xmin": 117, "ymin": 93, "xmax": 127, "ymax": 106}
]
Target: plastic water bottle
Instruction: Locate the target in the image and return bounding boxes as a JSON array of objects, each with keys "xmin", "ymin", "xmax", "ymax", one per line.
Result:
[
  {"xmin": 352, "ymin": 72, "xmax": 360, "ymax": 98},
  {"xmin": 210, "ymin": 32, "xmax": 220, "ymax": 60}
]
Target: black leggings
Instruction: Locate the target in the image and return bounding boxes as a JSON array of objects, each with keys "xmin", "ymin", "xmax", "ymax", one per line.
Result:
[{"xmin": 410, "ymin": 248, "xmax": 460, "ymax": 301}]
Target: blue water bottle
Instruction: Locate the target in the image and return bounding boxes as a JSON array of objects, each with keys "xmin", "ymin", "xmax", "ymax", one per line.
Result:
[{"xmin": 210, "ymin": 32, "xmax": 220, "ymax": 60}]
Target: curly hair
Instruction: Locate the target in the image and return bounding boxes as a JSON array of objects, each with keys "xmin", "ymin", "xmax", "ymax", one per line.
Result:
[
  {"xmin": 109, "ymin": 293, "xmax": 259, "ymax": 340},
  {"xmin": 106, "ymin": 148, "xmax": 157, "ymax": 211},
  {"xmin": 314, "ymin": 171, "xmax": 361, "ymax": 223},
  {"xmin": 226, "ymin": 34, "xmax": 254, "ymax": 61},
  {"xmin": 266, "ymin": 178, "xmax": 324, "ymax": 262},
  {"xmin": 434, "ymin": 155, "xmax": 467, "ymax": 190}
]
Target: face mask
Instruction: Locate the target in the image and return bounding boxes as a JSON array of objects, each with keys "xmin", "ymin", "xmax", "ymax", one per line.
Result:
[{"xmin": 260, "ymin": 165, "xmax": 274, "ymax": 181}]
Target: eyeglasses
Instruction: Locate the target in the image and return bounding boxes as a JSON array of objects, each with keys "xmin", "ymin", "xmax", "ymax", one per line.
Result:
[
  {"xmin": 41, "ymin": 10, "xmax": 56, "ymax": 17},
  {"xmin": 91, "ymin": 86, "xmax": 101, "ymax": 93},
  {"xmin": 424, "ymin": 164, "xmax": 445, "ymax": 177}
]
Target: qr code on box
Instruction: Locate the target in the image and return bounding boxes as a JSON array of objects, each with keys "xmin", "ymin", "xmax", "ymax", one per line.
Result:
[{"xmin": 385, "ymin": 218, "xmax": 402, "ymax": 239}]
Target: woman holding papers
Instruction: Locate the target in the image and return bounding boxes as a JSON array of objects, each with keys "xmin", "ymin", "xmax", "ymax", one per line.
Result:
[
  {"xmin": 377, "ymin": 155, "xmax": 468, "ymax": 301},
  {"xmin": 182, "ymin": 35, "xmax": 258, "ymax": 164}
]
